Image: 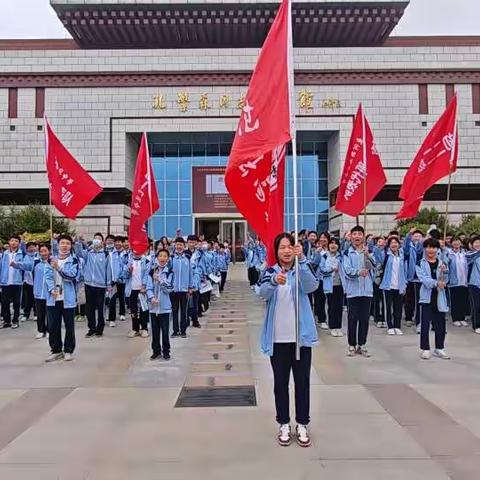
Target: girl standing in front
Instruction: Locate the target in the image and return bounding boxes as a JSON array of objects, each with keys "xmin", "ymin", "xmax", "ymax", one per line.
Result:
[{"xmin": 258, "ymin": 233, "xmax": 319, "ymax": 448}]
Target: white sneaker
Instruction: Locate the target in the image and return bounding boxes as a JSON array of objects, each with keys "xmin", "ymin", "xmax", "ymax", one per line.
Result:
[
  {"xmin": 336, "ymin": 329, "xmax": 344, "ymax": 337},
  {"xmin": 33, "ymin": 316, "xmax": 38, "ymax": 321},
  {"xmin": 35, "ymin": 332, "xmax": 46, "ymax": 339},
  {"xmin": 416, "ymin": 325, "xmax": 421, "ymax": 334},
  {"xmin": 119, "ymin": 315, "xmax": 126, "ymax": 321},
  {"xmin": 453, "ymin": 321, "xmax": 462, "ymax": 327},
  {"xmin": 406, "ymin": 321, "xmax": 413, "ymax": 327},
  {"xmin": 109, "ymin": 321, "xmax": 116, "ymax": 328},
  {"xmin": 433, "ymin": 349, "xmax": 451, "ymax": 360},
  {"xmin": 394, "ymin": 329, "xmax": 403, "ymax": 335},
  {"xmin": 295, "ymin": 424, "xmax": 311, "ymax": 447},
  {"xmin": 46, "ymin": 352, "xmax": 64, "ymax": 363},
  {"xmin": 387, "ymin": 329, "xmax": 396, "ymax": 335},
  {"xmin": 320, "ymin": 322, "xmax": 329, "ymax": 330},
  {"xmin": 277, "ymin": 424, "xmax": 292, "ymax": 446},
  {"xmin": 375, "ymin": 322, "xmax": 382, "ymax": 328},
  {"xmin": 140, "ymin": 329, "xmax": 149, "ymax": 338},
  {"xmin": 359, "ymin": 346, "xmax": 371, "ymax": 358},
  {"xmin": 475, "ymin": 328, "xmax": 480, "ymax": 335},
  {"xmin": 127, "ymin": 330, "xmax": 140, "ymax": 338},
  {"xmin": 347, "ymin": 346, "xmax": 357, "ymax": 357},
  {"xmin": 19, "ymin": 315, "xmax": 27, "ymax": 322},
  {"xmin": 460, "ymin": 321, "xmax": 469, "ymax": 327},
  {"xmin": 420, "ymin": 350, "xmax": 431, "ymax": 360},
  {"xmin": 64, "ymin": 353, "xmax": 74, "ymax": 362},
  {"xmin": 330, "ymin": 329, "xmax": 338, "ymax": 337}
]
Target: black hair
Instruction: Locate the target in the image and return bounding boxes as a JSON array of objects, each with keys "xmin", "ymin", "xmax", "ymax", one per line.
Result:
[
  {"xmin": 57, "ymin": 234, "xmax": 73, "ymax": 245},
  {"xmin": 9, "ymin": 234, "xmax": 21, "ymax": 242},
  {"xmin": 308, "ymin": 230, "xmax": 318, "ymax": 237},
  {"xmin": 105, "ymin": 234, "xmax": 115, "ymax": 241},
  {"xmin": 450, "ymin": 236, "xmax": 462, "ymax": 243},
  {"xmin": 26, "ymin": 241, "xmax": 36, "ymax": 249},
  {"xmin": 471, "ymin": 235, "xmax": 480, "ymax": 245},
  {"xmin": 114, "ymin": 235, "xmax": 123, "ymax": 242},
  {"xmin": 328, "ymin": 237, "xmax": 340, "ymax": 248},
  {"xmin": 38, "ymin": 243, "xmax": 51, "ymax": 251},
  {"xmin": 93, "ymin": 232, "xmax": 104, "ymax": 241},
  {"xmin": 299, "ymin": 229, "xmax": 307, "ymax": 236},
  {"xmin": 429, "ymin": 229, "xmax": 441, "ymax": 240},
  {"xmin": 389, "ymin": 230, "xmax": 400, "ymax": 237},
  {"xmin": 350, "ymin": 225, "xmax": 365, "ymax": 235},
  {"xmin": 174, "ymin": 237, "xmax": 185, "ymax": 244},
  {"xmin": 274, "ymin": 232, "xmax": 295, "ymax": 266},
  {"xmin": 187, "ymin": 234, "xmax": 199, "ymax": 242},
  {"xmin": 156, "ymin": 248, "xmax": 170, "ymax": 257},
  {"xmin": 387, "ymin": 236, "xmax": 401, "ymax": 248},
  {"xmin": 412, "ymin": 229, "xmax": 424, "ymax": 236},
  {"xmin": 318, "ymin": 231, "xmax": 331, "ymax": 241},
  {"xmin": 423, "ymin": 238, "xmax": 440, "ymax": 249}
]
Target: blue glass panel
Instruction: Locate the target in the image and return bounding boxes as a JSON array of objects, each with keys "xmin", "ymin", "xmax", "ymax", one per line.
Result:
[
  {"xmin": 165, "ymin": 199, "xmax": 179, "ymax": 215},
  {"xmin": 165, "ymin": 217, "xmax": 179, "ymax": 237},
  {"xmin": 180, "ymin": 199, "xmax": 191, "ymax": 216},
  {"xmin": 165, "ymin": 160, "xmax": 179, "ymax": 179},
  {"xmin": 179, "ymin": 216, "xmax": 192, "ymax": 233},
  {"xmin": 179, "ymin": 163, "xmax": 191, "ymax": 179},
  {"xmin": 165, "ymin": 181, "xmax": 179, "ymax": 199},
  {"xmin": 301, "ymin": 179, "xmax": 316, "ymax": 197},
  {"xmin": 318, "ymin": 180, "xmax": 328, "ymax": 198},
  {"xmin": 302, "ymin": 215, "xmax": 316, "ymax": 231},
  {"xmin": 179, "ymin": 181, "xmax": 191, "ymax": 198},
  {"xmin": 301, "ymin": 159, "xmax": 316, "ymax": 178},
  {"xmin": 302, "ymin": 198, "xmax": 316, "ymax": 214}
]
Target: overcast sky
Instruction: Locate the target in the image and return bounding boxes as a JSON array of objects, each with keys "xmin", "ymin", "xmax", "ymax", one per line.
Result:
[{"xmin": 0, "ymin": 0, "xmax": 478, "ymax": 39}]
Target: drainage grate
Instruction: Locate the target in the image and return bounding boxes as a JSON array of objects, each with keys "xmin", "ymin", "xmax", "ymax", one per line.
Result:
[{"xmin": 175, "ymin": 386, "xmax": 257, "ymax": 408}]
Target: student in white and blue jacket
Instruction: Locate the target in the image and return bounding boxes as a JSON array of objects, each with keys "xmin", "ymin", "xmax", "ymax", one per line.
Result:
[
  {"xmin": 466, "ymin": 235, "xmax": 480, "ymax": 334},
  {"xmin": 44, "ymin": 235, "xmax": 79, "ymax": 363},
  {"xmin": 343, "ymin": 225, "xmax": 377, "ymax": 358},
  {"xmin": 447, "ymin": 237, "xmax": 470, "ymax": 327},
  {"xmin": 74, "ymin": 232, "xmax": 112, "ymax": 338},
  {"xmin": 217, "ymin": 245, "xmax": 230, "ymax": 292},
  {"xmin": 0, "ymin": 234, "xmax": 33, "ymax": 329},
  {"xmin": 170, "ymin": 237, "xmax": 193, "ymax": 338},
  {"xmin": 379, "ymin": 237, "xmax": 407, "ymax": 335},
  {"xmin": 258, "ymin": 232, "xmax": 318, "ymax": 448},
  {"xmin": 20, "ymin": 241, "xmax": 38, "ymax": 321},
  {"xmin": 417, "ymin": 238, "xmax": 450, "ymax": 360},
  {"xmin": 147, "ymin": 249, "xmax": 174, "ymax": 360},
  {"xmin": 33, "ymin": 244, "xmax": 51, "ymax": 339},
  {"xmin": 107, "ymin": 235, "xmax": 128, "ymax": 327},
  {"xmin": 320, "ymin": 238, "xmax": 345, "ymax": 337},
  {"xmin": 124, "ymin": 249, "xmax": 151, "ymax": 338},
  {"xmin": 404, "ymin": 228, "xmax": 425, "ymax": 328}
]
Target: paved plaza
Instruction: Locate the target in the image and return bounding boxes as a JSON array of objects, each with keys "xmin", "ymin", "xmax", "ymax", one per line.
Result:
[{"xmin": 1, "ymin": 265, "xmax": 480, "ymax": 480}]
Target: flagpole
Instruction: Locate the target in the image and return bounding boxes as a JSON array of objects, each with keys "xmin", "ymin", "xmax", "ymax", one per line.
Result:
[
  {"xmin": 361, "ymin": 106, "xmax": 367, "ymax": 233},
  {"xmin": 44, "ymin": 115, "xmax": 54, "ymax": 246},
  {"xmin": 444, "ymin": 116, "xmax": 457, "ymax": 244},
  {"xmin": 144, "ymin": 132, "xmax": 156, "ymax": 252}
]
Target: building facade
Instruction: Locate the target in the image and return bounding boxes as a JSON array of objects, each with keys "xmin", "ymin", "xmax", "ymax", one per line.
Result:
[{"xmin": 1, "ymin": 0, "xmax": 480, "ymax": 256}]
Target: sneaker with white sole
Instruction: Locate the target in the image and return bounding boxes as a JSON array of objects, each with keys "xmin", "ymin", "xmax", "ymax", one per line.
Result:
[
  {"xmin": 433, "ymin": 349, "xmax": 451, "ymax": 360},
  {"xmin": 319, "ymin": 322, "xmax": 329, "ymax": 330},
  {"xmin": 453, "ymin": 321, "xmax": 462, "ymax": 327},
  {"xmin": 330, "ymin": 329, "xmax": 338, "ymax": 337},
  {"xmin": 46, "ymin": 352, "xmax": 64, "ymax": 363},
  {"xmin": 420, "ymin": 350, "xmax": 431, "ymax": 360},
  {"xmin": 375, "ymin": 322, "xmax": 383, "ymax": 328},
  {"xmin": 406, "ymin": 321, "xmax": 414, "ymax": 327},
  {"xmin": 387, "ymin": 328, "xmax": 396, "ymax": 335},
  {"xmin": 360, "ymin": 346, "xmax": 371, "ymax": 358},
  {"xmin": 416, "ymin": 325, "xmax": 421, "ymax": 334},
  {"xmin": 475, "ymin": 328, "xmax": 480, "ymax": 334},
  {"xmin": 347, "ymin": 346, "xmax": 357, "ymax": 357},
  {"xmin": 277, "ymin": 424, "xmax": 291, "ymax": 447},
  {"xmin": 336, "ymin": 329, "xmax": 344, "ymax": 337},
  {"xmin": 119, "ymin": 315, "xmax": 126, "ymax": 321},
  {"xmin": 11, "ymin": 323, "xmax": 19, "ymax": 329},
  {"xmin": 295, "ymin": 424, "xmax": 311, "ymax": 447},
  {"xmin": 460, "ymin": 321, "xmax": 469, "ymax": 327},
  {"xmin": 35, "ymin": 332, "xmax": 46, "ymax": 339},
  {"xmin": 140, "ymin": 329, "xmax": 149, "ymax": 338},
  {"xmin": 64, "ymin": 353, "xmax": 74, "ymax": 362},
  {"xmin": 19, "ymin": 315, "xmax": 27, "ymax": 322},
  {"xmin": 109, "ymin": 321, "xmax": 116, "ymax": 328},
  {"xmin": 127, "ymin": 330, "xmax": 140, "ymax": 338},
  {"xmin": 394, "ymin": 329, "xmax": 403, "ymax": 335}
]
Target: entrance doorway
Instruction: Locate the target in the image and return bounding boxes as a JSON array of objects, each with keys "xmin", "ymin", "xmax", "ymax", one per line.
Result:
[
  {"xmin": 221, "ymin": 220, "xmax": 247, "ymax": 262},
  {"xmin": 197, "ymin": 219, "xmax": 220, "ymax": 241}
]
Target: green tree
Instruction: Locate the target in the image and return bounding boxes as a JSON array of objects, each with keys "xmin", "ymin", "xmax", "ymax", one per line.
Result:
[
  {"xmin": 396, "ymin": 207, "xmax": 448, "ymax": 237},
  {"xmin": 456, "ymin": 215, "xmax": 480, "ymax": 237}
]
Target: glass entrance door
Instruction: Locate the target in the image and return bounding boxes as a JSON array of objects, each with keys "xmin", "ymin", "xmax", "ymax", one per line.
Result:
[{"xmin": 221, "ymin": 220, "xmax": 247, "ymax": 263}]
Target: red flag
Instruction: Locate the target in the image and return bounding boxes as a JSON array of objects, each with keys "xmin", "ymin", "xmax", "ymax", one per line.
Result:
[
  {"xmin": 225, "ymin": 0, "xmax": 292, "ymax": 266},
  {"xmin": 45, "ymin": 118, "xmax": 102, "ymax": 220},
  {"xmin": 128, "ymin": 133, "xmax": 160, "ymax": 255},
  {"xmin": 395, "ymin": 196, "xmax": 423, "ymax": 220},
  {"xmin": 399, "ymin": 96, "xmax": 458, "ymax": 205},
  {"xmin": 335, "ymin": 104, "xmax": 387, "ymax": 217}
]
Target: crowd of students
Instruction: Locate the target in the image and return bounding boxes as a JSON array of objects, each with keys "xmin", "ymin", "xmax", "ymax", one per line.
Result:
[
  {"xmin": 246, "ymin": 226, "xmax": 480, "ymax": 447},
  {"xmin": 0, "ymin": 233, "xmax": 231, "ymax": 363}
]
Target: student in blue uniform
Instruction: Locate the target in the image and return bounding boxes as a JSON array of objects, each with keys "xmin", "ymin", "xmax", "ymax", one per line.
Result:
[
  {"xmin": 20, "ymin": 241, "xmax": 38, "ymax": 322},
  {"xmin": 343, "ymin": 226, "xmax": 377, "ymax": 358},
  {"xmin": 33, "ymin": 244, "xmax": 51, "ymax": 339},
  {"xmin": 0, "ymin": 234, "xmax": 33, "ymax": 329},
  {"xmin": 417, "ymin": 238, "xmax": 450, "ymax": 360},
  {"xmin": 147, "ymin": 249, "xmax": 174, "ymax": 360},
  {"xmin": 467, "ymin": 235, "xmax": 480, "ymax": 334},
  {"xmin": 74, "ymin": 232, "xmax": 112, "ymax": 337},
  {"xmin": 108, "ymin": 235, "xmax": 128, "ymax": 327},
  {"xmin": 258, "ymin": 232, "xmax": 318, "ymax": 448},
  {"xmin": 379, "ymin": 236, "xmax": 407, "ymax": 335},
  {"xmin": 44, "ymin": 235, "xmax": 79, "ymax": 362}
]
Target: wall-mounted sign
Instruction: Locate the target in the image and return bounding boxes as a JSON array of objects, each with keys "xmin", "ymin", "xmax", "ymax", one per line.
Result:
[{"xmin": 192, "ymin": 166, "xmax": 238, "ymax": 214}]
